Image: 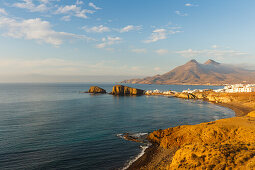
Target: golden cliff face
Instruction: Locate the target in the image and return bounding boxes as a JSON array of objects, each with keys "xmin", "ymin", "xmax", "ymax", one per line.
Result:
[
  {"xmin": 176, "ymin": 92, "xmax": 255, "ymax": 107},
  {"xmin": 88, "ymin": 86, "xmax": 106, "ymax": 93},
  {"xmin": 148, "ymin": 115, "xmax": 255, "ymax": 169},
  {"xmin": 111, "ymin": 85, "xmax": 144, "ymax": 95},
  {"xmin": 146, "ymin": 92, "xmax": 255, "ymax": 169}
]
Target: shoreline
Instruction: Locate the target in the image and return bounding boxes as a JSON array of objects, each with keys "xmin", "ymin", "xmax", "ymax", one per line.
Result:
[{"xmin": 126, "ymin": 96, "xmax": 254, "ymax": 169}]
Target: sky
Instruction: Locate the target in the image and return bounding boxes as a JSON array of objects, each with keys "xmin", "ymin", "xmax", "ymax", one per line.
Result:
[{"xmin": 0, "ymin": 0, "xmax": 255, "ymax": 82}]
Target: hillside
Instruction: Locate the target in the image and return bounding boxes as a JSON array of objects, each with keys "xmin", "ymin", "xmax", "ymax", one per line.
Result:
[{"xmin": 121, "ymin": 59, "xmax": 255, "ymax": 85}]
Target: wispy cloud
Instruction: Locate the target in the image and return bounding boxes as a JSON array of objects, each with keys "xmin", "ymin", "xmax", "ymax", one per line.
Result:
[
  {"xmin": 0, "ymin": 16, "xmax": 93, "ymax": 46},
  {"xmin": 144, "ymin": 28, "xmax": 181, "ymax": 43},
  {"xmin": 61, "ymin": 15, "xmax": 71, "ymax": 21},
  {"xmin": 82, "ymin": 25, "xmax": 110, "ymax": 33},
  {"xmin": 55, "ymin": 4, "xmax": 94, "ymax": 19},
  {"xmin": 76, "ymin": 0, "xmax": 83, "ymax": 5},
  {"xmin": 132, "ymin": 48, "xmax": 147, "ymax": 53},
  {"xmin": 0, "ymin": 8, "xmax": 8, "ymax": 15},
  {"xmin": 144, "ymin": 29, "xmax": 167, "ymax": 43},
  {"xmin": 13, "ymin": 0, "xmax": 49, "ymax": 12},
  {"xmin": 211, "ymin": 45, "xmax": 218, "ymax": 49},
  {"xmin": 97, "ymin": 36, "xmax": 121, "ymax": 48},
  {"xmin": 176, "ymin": 48, "xmax": 248, "ymax": 58},
  {"xmin": 175, "ymin": 10, "xmax": 188, "ymax": 16},
  {"xmin": 120, "ymin": 25, "xmax": 142, "ymax": 33},
  {"xmin": 88, "ymin": 2, "xmax": 101, "ymax": 10},
  {"xmin": 185, "ymin": 3, "xmax": 198, "ymax": 7},
  {"xmin": 155, "ymin": 49, "xmax": 168, "ymax": 55}
]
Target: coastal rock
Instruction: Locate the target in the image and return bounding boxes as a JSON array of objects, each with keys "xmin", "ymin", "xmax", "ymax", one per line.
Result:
[
  {"xmin": 88, "ymin": 86, "xmax": 106, "ymax": 94},
  {"xmin": 193, "ymin": 92, "xmax": 207, "ymax": 99},
  {"xmin": 176, "ymin": 92, "xmax": 197, "ymax": 99},
  {"xmin": 148, "ymin": 116, "xmax": 255, "ymax": 169},
  {"xmin": 111, "ymin": 85, "xmax": 144, "ymax": 95},
  {"xmin": 248, "ymin": 111, "xmax": 255, "ymax": 118}
]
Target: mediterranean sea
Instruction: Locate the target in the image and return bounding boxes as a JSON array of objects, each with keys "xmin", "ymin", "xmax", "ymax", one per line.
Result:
[{"xmin": 0, "ymin": 83, "xmax": 235, "ymax": 169}]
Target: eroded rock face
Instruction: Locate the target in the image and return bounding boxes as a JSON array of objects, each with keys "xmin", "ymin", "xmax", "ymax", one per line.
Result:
[
  {"xmin": 88, "ymin": 86, "xmax": 106, "ymax": 94},
  {"xmin": 111, "ymin": 85, "xmax": 144, "ymax": 95},
  {"xmin": 148, "ymin": 116, "xmax": 255, "ymax": 169},
  {"xmin": 176, "ymin": 93, "xmax": 197, "ymax": 99}
]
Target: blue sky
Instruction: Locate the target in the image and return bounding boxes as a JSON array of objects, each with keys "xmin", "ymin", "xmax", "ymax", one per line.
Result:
[{"xmin": 0, "ymin": 0, "xmax": 254, "ymax": 82}]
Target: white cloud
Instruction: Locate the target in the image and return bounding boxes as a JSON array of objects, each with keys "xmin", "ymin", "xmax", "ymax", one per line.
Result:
[
  {"xmin": 13, "ymin": 0, "xmax": 49, "ymax": 12},
  {"xmin": 144, "ymin": 28, "xmax": 181, "ymax": 43},
  {"xmin": 185, "ymin": 3, "xmax": 192, "ymax": 6},
  {"xmin": 55, "ymin": 5, "xmax": 94, "ymax": 19},
  {"xmin": 175, "ymin": 10, "xmax": 188, "ymax": 16},
  {"xmin": 97, "ymin": 36, "xmax": 121, "ymax": 48},
  {"xmin": 38, "ymin": 0, "xmax": 49, "ymax": 4},
  {"xmin": 155, "ymin": 49, "xmax": 168, "ymax": 55},
  {"xmin": 0, "ymin": 16, "xmax": 93, "ymax": 46},
  {"xmin": 0, "ymin": 8, "xmax": 7, "ymax": 15},
  {"xmin": 212, "ymin": 45, "xmax": 218, "ymax": 49},
  {"xmin": 82, "ymin": 25, "xmax": 110, "ymax": 33},
  {"xmin": 132, "ymin": 48, "xmax": 147, "ymax": 53},
  {"xmin": 120, "ymin": 25, "xmax": 142, "ymax": 33},
  {"xmin": 76, "ymin": 0, "xmax": 83, "ymax": 5},
  {"xmin": 176, "ymin": 48, "xmax": 248, "ymax": 58},
  {"xmin": 0, "ymin": 58, "xmax": 151, "ymax": 78},
  {"xmin": 154, "ymin": 67, "xmax": 161, "ymax": 71},
  {"xmin": 145, "ymin": 29, "xmax": 167, "ymax": 43},
  {"xmin": 185, "ymin": 3, "xmax": 198, "ymax": 7},
  {"xmin": 88, "ymin": 2, "xmax": 101, "ymax": 10},
  {"xmin": 61, "ymin": 15, "xmax": 71, "ymax": 21}
]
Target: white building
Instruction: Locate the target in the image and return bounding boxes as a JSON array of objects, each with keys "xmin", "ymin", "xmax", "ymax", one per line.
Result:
[{"xmin": 220, "ymin": 84, "xmax": 255, "ymax": 93}]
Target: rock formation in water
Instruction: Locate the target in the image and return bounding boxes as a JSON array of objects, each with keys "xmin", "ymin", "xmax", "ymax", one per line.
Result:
[
  {"xmin": 88, "ymin": 86, "xmax": 106, "ymax": 94},
  {"xmin": 111, "ymin": 85, "xmax": 144, "ymax": 95}
]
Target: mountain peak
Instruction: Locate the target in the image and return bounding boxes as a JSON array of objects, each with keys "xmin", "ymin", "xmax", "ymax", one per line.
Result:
[
  {"xmin": 186, "ymin": 59, "xmax": 198, "ymax": 64},
  {"xmin": 204, "ymin": 59, "xmax": 220, "ymax": 65}
]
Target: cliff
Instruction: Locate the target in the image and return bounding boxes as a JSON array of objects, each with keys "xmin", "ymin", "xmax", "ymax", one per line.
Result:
[
  {"xmin": 148, "ymin": 114, "xmax": 255, "ymax": 169},
  {"xmin": 175, "ymin": 92, "xmax": 255, "ymax": 116},
  {"xmin": 88, "ymin": 86, "xmax": 106, "ymax": 93},
  {"xmin": 129, "ymin": 92, "xmax": 255, "ymax": 169},
  {"xmin": 111, "ymin": 85, "xmax": 144, "ymax": 95}
]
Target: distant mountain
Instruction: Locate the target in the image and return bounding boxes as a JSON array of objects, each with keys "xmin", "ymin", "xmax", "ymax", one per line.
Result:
[{"xmin": 121, "ymin": 59, "xmax": 255, "ymax": 85}]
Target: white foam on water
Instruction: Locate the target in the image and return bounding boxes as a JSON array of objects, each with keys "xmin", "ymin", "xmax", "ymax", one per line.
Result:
[
  {"xmin": 132, "ymin": 132, "xmax": 148, "ymax": 138},
  {"xmin": 121, "ymin": 143, "xmax": 151, "ymax": 170}
]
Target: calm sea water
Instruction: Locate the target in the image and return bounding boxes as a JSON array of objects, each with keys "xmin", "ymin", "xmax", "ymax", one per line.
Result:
[{"xmin": 0, "ymin": 83, "xmax": 235, "ymax": 170}]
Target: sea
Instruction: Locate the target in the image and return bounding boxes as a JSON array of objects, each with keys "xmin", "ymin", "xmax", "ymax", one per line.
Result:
[{"xmin": 0, "ymin": 83, "xmax": 235, "ymax": 170}]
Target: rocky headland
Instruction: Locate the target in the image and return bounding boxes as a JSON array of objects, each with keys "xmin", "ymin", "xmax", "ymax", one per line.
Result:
[{"xmin": 127, "ymin": 92, "xmax": 255, "ymax": 169}]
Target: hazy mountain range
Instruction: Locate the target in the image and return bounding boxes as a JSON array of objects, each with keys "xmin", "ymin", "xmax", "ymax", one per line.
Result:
[{"xmin": 121, "ymin": 59, "xmax": 255, "ymax": 85}]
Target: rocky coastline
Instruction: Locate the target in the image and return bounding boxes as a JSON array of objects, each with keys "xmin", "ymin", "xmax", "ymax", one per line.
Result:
[{"xmin": 127, "ymin": 92, "xmax": 255, "ymax": 169}]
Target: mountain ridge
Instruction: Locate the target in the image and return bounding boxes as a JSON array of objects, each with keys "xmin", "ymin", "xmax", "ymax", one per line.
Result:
[{"xmin": 121, "ymin": 59, "xmax": 255, "ymax": 85}]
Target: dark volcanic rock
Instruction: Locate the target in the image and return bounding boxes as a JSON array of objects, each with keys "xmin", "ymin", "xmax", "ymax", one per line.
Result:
[
  {"xmin": 111, "ymin": 85, "xmax": 144, "ymax": 95},
  {"xmin": 88, "ymin": 86, "xmax": 106, "ymax": 94}
]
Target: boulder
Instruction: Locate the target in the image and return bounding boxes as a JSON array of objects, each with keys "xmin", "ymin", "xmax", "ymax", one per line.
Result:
[
  {"xmin": 176, "ymin": 93, "xmax": 197, "ymax": 99},
  {"xmin": 88, "ymin": 86, "xmax": 106, "ymax": 94},
  {"xmin": 111, "ymin": 85, "xmax": 144, "ymax": 95},
  {"xmin": 248, "ymin": 111, "xmax": 255, "ymax": 118}
]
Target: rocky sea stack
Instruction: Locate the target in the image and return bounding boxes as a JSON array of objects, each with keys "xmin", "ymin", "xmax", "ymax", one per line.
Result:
[
  {"xmin": 88, "ymin": 86, "xmax": 106, "ymax": 94},
  {"xmin": 111, "ymin": 85, "xmax": 144, "ymax": 95}
]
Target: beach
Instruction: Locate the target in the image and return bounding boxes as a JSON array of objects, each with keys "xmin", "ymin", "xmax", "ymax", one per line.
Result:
[{"xmin": 127, "ymin": 92, "xmax": 255, "ymax": 169}]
